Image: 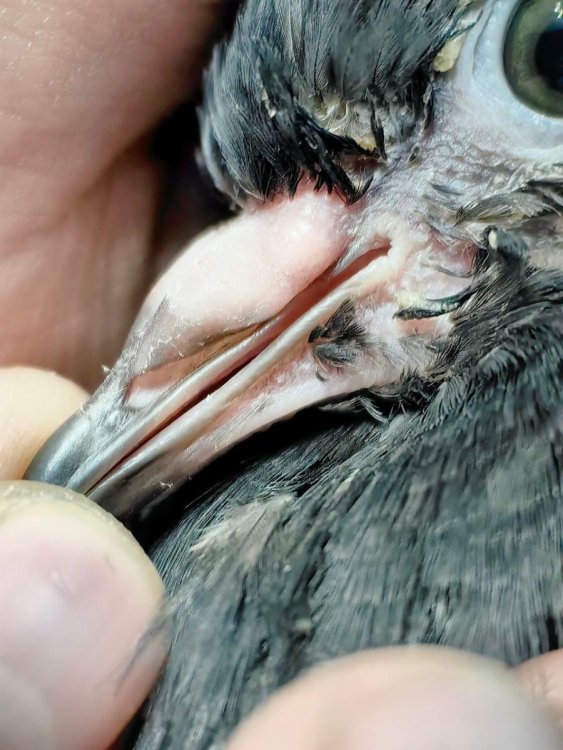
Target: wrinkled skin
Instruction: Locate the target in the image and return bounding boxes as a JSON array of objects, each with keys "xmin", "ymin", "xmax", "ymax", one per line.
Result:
[
  {"xmin": 0, "ymin": 0, "xmax": 234, "ymax": 390},
  {"xmin": 24, "ymin": 0, "xmax": 563, "ymax": 748},
  {"xmin": 128, "ymin": 232, "xmax": 562, "ymax": 750},
  {"xmin": 28, "ymin": 0, "xmax": 562, "ymax": 511}
]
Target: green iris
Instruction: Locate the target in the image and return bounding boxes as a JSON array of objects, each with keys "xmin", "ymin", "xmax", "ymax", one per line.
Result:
[{"xmin": 504, "ymin": 0, "xmax": 563, "ymax": 116}]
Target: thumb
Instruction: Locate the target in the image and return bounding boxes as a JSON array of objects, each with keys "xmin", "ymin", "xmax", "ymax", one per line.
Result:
[
  {"xmin": 228, "ymin": 649, "xmax": 561, "ymax": 750},
  {"xmin": 0, "ymin": 366, "xmax": 167, "ymax": 750},
  {"xmin": 0, "ymin": 481, "xmax": 168, "ymax": 750}
]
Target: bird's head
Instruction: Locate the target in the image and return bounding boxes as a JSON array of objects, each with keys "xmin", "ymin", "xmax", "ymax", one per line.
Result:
[{"xmin": 26, "ymin": 0, "xmax": 563, "ymax": 518}]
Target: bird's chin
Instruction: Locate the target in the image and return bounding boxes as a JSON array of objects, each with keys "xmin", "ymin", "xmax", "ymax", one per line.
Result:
[{"xmin": 25, "ymin": 187, "xmax": 476, "ymax": 519}]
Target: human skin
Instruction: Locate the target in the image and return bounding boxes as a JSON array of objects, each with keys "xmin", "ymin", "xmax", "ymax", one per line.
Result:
[{"xmin": 0, "ymin": 1, "xmax": 561, "ymax": 749}]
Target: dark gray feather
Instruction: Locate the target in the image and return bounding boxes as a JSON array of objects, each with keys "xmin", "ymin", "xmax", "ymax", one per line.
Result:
[
  {"xmin": 199, "ymin": 0, "xmax": 464, "ymax": 204},
  {"xmin": 133, "ymin": 240, "xmax": 563, "ymax": 749}
]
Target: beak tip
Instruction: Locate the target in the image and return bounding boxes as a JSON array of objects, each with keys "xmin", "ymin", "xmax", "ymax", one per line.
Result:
[{"xmin": 23, "ymin": 418, "xmax": 89, "ymax": 493}]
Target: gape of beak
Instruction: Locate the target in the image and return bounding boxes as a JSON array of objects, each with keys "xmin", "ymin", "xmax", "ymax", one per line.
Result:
[{"xmin": 25, "ymin": 189, "xmax": 475, "ymax": 519}]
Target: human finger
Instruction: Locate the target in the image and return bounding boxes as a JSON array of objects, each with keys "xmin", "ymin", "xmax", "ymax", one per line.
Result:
[
  {"xmin": 0, "ymin": 1, "xmax": 235, "ymax": 386},
  {"xmin": 0, "ymin": 367, "xmax": 87, "ymax": 480},
  {"xmin": 0, "ymin": 481, "xmax": 168, "ymax": 750},
  {"xmin": 518, "ymin": 649, "xmax": 563, "ymax": 734},
  {"xmin": 227, "ymin": 648, "xmax": 561, "ymax": 750},
  {"xmin": 0, "ymin": 0, "xmax": 232, "ymax": 228}
]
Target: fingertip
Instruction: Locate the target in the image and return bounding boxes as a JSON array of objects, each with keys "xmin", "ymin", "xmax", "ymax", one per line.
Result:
[
  {"xmin": 228, "ymin": 648, "xmax": 561, "ymax": 750},
  {"xmin": 0, "ymin": 367, "xmax": 87, "ymax": 479},
  {"xmin": 518, "ymin": 650, "xmax": 563, "ymax": 733},
  {"xmin": 0, "ymin": 481, "xmax": 168, "ymax": 750}
]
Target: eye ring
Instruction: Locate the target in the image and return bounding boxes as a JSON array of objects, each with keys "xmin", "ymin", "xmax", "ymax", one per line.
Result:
[{"xmin": 503, "ymin": 0, "xmax": 563, "ymax": 117}]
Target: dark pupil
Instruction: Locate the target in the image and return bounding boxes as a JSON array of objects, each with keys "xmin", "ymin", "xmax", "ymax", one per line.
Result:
[{"xmin": 534, "ymin": 19, "xmax": 563, "ymax": 92}]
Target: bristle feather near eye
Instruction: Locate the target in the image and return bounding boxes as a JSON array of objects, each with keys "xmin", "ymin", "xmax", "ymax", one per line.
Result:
[{"xmin": 199, "ymin": 0, "xmax": 473, "ymax": 203}]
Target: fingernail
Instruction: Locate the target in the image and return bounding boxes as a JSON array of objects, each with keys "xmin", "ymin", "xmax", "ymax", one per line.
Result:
[
  {"xmin": 0, "ymin": 481, "xmax": 168, "ymax": 750},
  {"xmin": 346, "ymin": 667, "xmax": 561, "ymax": 750}
]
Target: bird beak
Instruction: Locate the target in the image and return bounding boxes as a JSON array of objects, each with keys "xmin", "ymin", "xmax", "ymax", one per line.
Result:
[{"xmin": 25, "ymin": 189, "xmax": 473, "ymax": 518}]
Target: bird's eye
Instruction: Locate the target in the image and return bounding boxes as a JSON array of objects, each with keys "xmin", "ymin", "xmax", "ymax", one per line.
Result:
[{"xmin": 503, "ymin": 0, "xmax": 563, "ymax": 116}]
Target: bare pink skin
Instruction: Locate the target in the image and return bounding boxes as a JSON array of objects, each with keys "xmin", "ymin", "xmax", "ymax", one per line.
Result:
[
  {"xmin": 138, "ymin": 190, "xmax": 351, "ymax": 337},
  {"xmin": 0, "ymin": 1, "xmax": 227, "ymax": 747},
  {"xmin": 85, "ymin": 186, "xmax": 474, "ymax": 508},
  {"xmin": 0, "ymin": 371, "xmax": 562, "ymax": 750},
  {"xmin": 1, "ymin": 2, "xmax": 562, "ymax": 749},
  {"xmin": 0, "ymin": 482, "xmax": 167, "ymax": 750},
  {"xmin": 228, "ymin": 650, "xmax": 563, "ymax": 750},
  {"xmin": 0, "ymin": 0, "xmax": 228, "ymax": 389},
  {"xmin": 124, "ymin": 190, "xmax": 352, "ymax": 407}
]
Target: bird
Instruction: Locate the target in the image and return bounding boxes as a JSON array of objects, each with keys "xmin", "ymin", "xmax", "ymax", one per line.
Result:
[{"xmin": 25, "ymin": 0, "xmax": 562, "ymax": 747}]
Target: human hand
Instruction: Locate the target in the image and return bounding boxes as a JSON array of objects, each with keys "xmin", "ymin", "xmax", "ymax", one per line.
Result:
[
  {"xmin": 3, "ymin": 422, "xmax": 563, "ymax": 750},
  {"xmin": 0, "ymin": 2, "xmax": 562, "ymax": 750},
  {"xmin": 0, "ymin": 0, "xmax": 228, "ymax": 746},
  {"xmin": 0, "ymin": 373, "xmax": 168, "ymax": 750},
  {"xmin": 0, "ymin": 0, "xmax": 227, "ymax": 389},
  {"xmin": 229, "ymin": 649, "xmax": 563, "ymax": 750}
]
